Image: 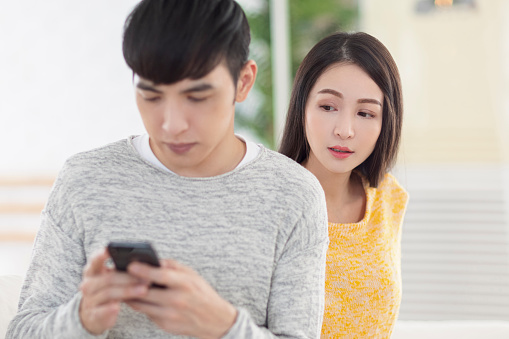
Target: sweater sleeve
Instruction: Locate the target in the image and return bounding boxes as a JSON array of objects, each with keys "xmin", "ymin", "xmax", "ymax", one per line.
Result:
[
  {"xmin": 222, "ymin": 186, "xmax": 329, "ymax": 339},
  {"xmin": 5, "ymin": 210, "xmax": 106, "ymax": 339}
]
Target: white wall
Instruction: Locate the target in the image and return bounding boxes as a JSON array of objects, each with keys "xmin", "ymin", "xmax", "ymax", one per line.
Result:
[
  {"xmin": 0, "ymin": 0, "xmax": 145, "ymax": 177},
  {"xmin": 360, "ymin": 0, "xmax": 509, "ymax": 321},
  {"xmin": 361, "ymin": 0, "xmax": 509, "ymax": 165}
]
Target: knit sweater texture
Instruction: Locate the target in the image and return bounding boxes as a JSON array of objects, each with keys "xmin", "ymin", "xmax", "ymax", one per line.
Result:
[
  {"xmin": 321, "ymin": 173, "xmax": 408, "ymax": 338},
  {"xmin": 7, "ymin": 137, "xmax": 329, "ymax": 339}
]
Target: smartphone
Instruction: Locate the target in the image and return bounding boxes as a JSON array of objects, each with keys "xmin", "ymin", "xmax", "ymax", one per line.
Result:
[{"xmin": 107, "ymin": 241, "xmax": 165, "ymax": 288}]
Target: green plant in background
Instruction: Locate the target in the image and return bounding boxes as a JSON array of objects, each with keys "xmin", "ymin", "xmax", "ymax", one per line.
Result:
[
  {"xmin": 289, "ymin": 0, "xmax": 358, "ymax": 75},
  {"xmin": 236, "ymin": 0, "xmax": 358, "ymax": 149}
]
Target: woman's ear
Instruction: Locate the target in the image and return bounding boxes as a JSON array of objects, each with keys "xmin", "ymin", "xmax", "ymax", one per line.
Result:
[{"xmin": 235, "ymin": 60, "xmax": 257, "ymax": 103}]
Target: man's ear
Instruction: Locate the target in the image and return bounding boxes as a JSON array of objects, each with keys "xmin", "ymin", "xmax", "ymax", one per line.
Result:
[{"xmin": 235, "ymin": 60, "xmax": 257, "ymax": 103}]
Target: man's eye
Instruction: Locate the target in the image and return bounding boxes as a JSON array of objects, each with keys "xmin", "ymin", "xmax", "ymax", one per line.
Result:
[
  {"xmin": 144, "ymin": 97, "xmax": 161, "ymax": 102},
  {"xmin": 188, "ymin": 96, "xmax": 207, "ymax": 103}
]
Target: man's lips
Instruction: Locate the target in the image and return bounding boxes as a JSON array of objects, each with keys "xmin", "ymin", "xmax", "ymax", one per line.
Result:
[{"xmin": 166, "ymin": 142, "xmax": 196, "ymax": 154}]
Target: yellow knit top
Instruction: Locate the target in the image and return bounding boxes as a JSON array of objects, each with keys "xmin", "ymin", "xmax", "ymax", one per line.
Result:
[{"xmin": 321, "ymin": 172, "xmax": 408, "ymax": 339}]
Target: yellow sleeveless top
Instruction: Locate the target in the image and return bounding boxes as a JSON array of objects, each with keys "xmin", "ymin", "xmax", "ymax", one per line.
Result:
[{"xmin": 321, "ymin": 173, "xmax": 408, "ymax": 338}]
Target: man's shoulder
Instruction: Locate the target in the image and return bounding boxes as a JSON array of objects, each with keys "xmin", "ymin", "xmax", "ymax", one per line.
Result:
[
  {"xmin": 57, "ymin": 138, "xmax": 139, "ymax": 185},
  {"xmin": 259, "ymin": 147, "xmax": 309, "ymax": 172},
  {"xmin": 66, "ymin": 138, "xmax": 131, "ymax": 166}
]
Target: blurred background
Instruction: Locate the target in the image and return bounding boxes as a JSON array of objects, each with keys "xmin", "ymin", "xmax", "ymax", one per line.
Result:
[{"xmin": 1, "ymin": 0, "xmax": 509, "ymax": 324}]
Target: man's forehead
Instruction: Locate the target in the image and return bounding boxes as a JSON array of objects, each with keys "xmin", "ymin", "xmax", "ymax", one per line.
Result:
[
  {"xmin": 134, "ymin": 75, "xmax": 217, "ymax": 94},
  {"xmin": 137, "ymin": 69, "xmax": 234, "ymax": 91},
  {"xmin": 134, "ymin": 75, "xmax": 160, "ymax": 87},
  {"xmin": 135, "ymin": 62, "xmax": 232, "ymax": 86}
]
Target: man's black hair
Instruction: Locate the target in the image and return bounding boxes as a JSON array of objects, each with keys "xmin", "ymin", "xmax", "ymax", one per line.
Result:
[{"xmin": 123, "ymin": 0, "xmax": 250, "ymax": 85}]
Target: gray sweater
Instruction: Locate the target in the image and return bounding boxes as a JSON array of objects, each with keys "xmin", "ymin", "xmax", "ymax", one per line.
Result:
[{"xmin": 7, "ymin": 137, "xmax": 329, "ymax": 339}]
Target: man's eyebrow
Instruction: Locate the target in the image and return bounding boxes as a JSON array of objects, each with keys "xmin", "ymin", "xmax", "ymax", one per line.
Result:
[
  {"xmin": 180, "ymin": 83, "xmax": 214, "ymax": 94},
  {"xmin": 318, "ymin": 88, "xmax": 382, "ymax": 107},
  {"xmin": 136, "ymin": 82, "xmax": 163, "ymax": 94}
]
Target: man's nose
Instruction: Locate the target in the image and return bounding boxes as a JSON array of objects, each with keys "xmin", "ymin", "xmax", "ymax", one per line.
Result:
[{"xmin": 161, "ymin": 105, "xmax": 189, "ymax": 135}]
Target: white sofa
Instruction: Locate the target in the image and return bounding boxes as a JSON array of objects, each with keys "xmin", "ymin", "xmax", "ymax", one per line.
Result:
[
  {"xmin": 1, "ymin": 275, "xmax": 509, "ymax": 339},
  {"xmin": 0, "ymin": 275, "xmax": 22, "ymax": 339}
]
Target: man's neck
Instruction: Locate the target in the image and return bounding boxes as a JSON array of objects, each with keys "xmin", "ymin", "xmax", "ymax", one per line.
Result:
[{"xmin": 151, "ymin": 133, "xmax": 246, "ymax": 178}]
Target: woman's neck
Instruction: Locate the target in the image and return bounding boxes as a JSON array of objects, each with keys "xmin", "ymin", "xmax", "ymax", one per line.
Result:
[{"xmin": 304, "ymin": 160, "xmax": 366, "ymax": 224}]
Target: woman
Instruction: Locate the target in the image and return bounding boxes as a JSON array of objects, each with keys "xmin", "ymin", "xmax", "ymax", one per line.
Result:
[{"xmin": 279, "ymin": 32, "xmax": 408, "ymax": 338}]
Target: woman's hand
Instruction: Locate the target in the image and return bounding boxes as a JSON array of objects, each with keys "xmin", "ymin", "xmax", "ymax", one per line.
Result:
[
  {"xmin": 79, "ymin": 249, "xmax": 149, "ymax": 335},
  {"xmin": 126, "ymin": 259, "xmax": 238, "ymax": 339}
]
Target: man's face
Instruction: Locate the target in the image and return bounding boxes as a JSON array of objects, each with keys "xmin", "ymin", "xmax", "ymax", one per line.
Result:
[{"xmin": 135, "ymin": 61, "xmax": 256, "ymax": 177}]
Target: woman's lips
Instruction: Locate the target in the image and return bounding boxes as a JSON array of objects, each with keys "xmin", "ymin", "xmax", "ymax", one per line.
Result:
[
  {"xmin": 328, "ymin": 146, "xmax": 353, "ymax": 159},
  {"xmin": 167, "ymin": 142, "xmax": 196, "ymax": 155}
]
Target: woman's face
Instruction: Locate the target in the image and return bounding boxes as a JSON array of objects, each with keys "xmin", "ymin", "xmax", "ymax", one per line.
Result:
[{"xmin": 304, "ymin": 63, "xmax": 383, "ymax": 176}]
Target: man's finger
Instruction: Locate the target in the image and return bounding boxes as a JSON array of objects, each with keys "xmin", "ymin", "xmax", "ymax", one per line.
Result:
[
  {"xmin": 126, "ymin": 299, "xmax": 168, "ymax": 320},
  {"xmin": 161, "ymin": 259, "xmax": 195, "ymax": 275},
  {"xmin": 83, "ymin": 248, "xmax": 110, "ymax": 277},
  {"xmin": 81, "ymin": 270, "xmax": 147, "ymax": 297},
  {"xmin": 130, "ymin": 284, "xmax": 182, "ymax": 306},
  {"xmin": 160, "ymin": 259, "xmax": 180, "ymax": 270},
  {"xmin": 128, "ymin": 262, "xmax": 192, "ymax": 289},
  {"xmin": 91, "ymin": 283, "xmax": 149, "ymax": 305}
]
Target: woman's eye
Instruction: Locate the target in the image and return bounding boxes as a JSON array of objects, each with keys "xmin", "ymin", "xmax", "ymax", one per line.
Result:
[
  {"xmin": 358, "ymin": 111, "xmax": 374, "ymax": 118},
  {"xmin": 320, "ymin": 105, "xmax": 335, "ymax": 111}
]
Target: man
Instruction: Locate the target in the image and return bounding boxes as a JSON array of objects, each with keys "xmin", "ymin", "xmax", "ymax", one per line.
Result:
[{"xmin": 7, "ymin": 0, "xmax": 328, "ymax": 338}]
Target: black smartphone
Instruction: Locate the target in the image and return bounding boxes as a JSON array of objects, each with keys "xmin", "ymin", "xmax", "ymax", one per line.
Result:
[{"xmin": 107, "ymin": 241, "xmax": 165, "ymax": 288}]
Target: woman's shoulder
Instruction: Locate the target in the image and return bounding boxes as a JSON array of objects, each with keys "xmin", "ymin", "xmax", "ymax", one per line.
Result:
[
  {"xmin": 376, "ymin": 172, "xmax": 409, "ymax": 210},
  {"xmin": 357, "ymin": 171, "xmax": 408, "ymax": 210},
  {"xmin": 380, "ymin": 172, "xmax": 407, "ymax": 192}
]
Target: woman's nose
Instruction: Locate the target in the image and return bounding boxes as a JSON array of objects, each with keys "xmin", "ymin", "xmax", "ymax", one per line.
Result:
[{"xmin": 333, "ymin": 114, "xmax": 354, "ymax": 140}]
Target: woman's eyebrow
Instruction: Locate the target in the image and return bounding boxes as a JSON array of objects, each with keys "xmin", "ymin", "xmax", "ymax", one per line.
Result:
[
  {"xmin": 358, "ymin": 98, "xmax": 382, "ymax": 107},
  {"xmin": 318, "ymin": 88, "xmax": 382, "ymax": 107},
  {"xmin": 317, "ymin": 88, "xmax": 343, "ymax": 98}
]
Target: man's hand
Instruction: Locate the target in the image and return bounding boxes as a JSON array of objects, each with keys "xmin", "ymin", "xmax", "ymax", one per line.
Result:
[
  {"xmin": 79, "ymin": 249, "xmax": 149, "ymax": 335},
  {"xmin": 126, "ymin": 259, "xmax": 238, "ymax": 339}
]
